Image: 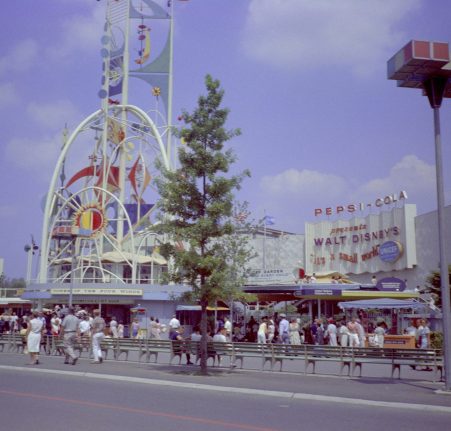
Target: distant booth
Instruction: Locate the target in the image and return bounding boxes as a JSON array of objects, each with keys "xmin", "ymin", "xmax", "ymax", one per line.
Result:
[
  {"xmin": 243, "ymin": 273, "xmax": 424, "ymax": 336},
  {"xmin": 0, "ymin": 298, "xmax": 32, "ymax": 316},
  {"xmin": 337, "ymin": 297, "xmax": 426, "ymax": 348},
  {"xmin": 176, "ymin": 301, "xmax": 230, "ymax": 334},
  {"xmin": 22, "ymin": 283, "xmax": 191, "ymax": 332}
]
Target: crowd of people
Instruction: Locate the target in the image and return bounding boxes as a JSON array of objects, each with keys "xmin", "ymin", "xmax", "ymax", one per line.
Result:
[
  {"xmin": 220, "ymin": 314, "xmax": 432, "ymax": 350},
  {"xmin": 0, "ymin": 306, "xmax": 433, "ymax": 368}
]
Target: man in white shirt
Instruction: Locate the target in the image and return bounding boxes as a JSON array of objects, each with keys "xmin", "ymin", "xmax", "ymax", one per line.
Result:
[
  {"xmin": 326, "ymin": 318, "xmax": 338, "ymax": 346},
  {"xmin": 213, "ymin": 327, "xmax": 227, "ymax": 343},
  {"xmin": 169, "ymin": 314, "xmax": 180, "ymax": 336},
  {"xmin": 213, "ymin": 327, "xmax": 235, "ymax": 367},
  {"xmin": 405, "ymin": 320, "xmax": 417, "ymax": 336},
  {"xmin": 61, "ymin": 307, "xmax": 80, "ymax": 365}
]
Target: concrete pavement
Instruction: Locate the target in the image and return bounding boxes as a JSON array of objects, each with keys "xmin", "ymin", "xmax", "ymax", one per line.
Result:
[{"xmin": 0, "ymin": 350, "xmax": 450, "ymax": 412}]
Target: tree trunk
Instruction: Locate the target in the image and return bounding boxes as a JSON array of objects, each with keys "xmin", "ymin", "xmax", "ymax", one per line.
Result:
[{"xmin": 199, "ymin": 296, "xmax": 208, "ymax": 375}]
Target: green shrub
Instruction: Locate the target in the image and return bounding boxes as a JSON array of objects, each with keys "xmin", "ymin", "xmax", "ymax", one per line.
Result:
[{"xmin": 430, "ymin": 331, "xmax": 443, "ymax": 350}]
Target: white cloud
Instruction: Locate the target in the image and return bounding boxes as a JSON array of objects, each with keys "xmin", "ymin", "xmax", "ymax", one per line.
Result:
[
  {"xmin": 0, "ymin": 39, "xmax": 39, "ymax": 76},
  {"xmin": 4, "ymin": 99, "xmax": 84, "ymax": 176},
  {"xmin": 27, "ymin": 100, "xmax": 83, "ymax": 131},
  {"xmin": 353, "ymin": 155, "xmax": 435, "ymax": 201},
  {"xmin": 45, "ymin": 6, "xmax": 105, "ymax": 60},
  {"xmin": 259, "ymin": 154, "xmax": 438, "ymax": 230},
  {"xmin": 0, "ymin": 82, "xmax": 18, "ymax": 109},
  {"xmin": 243, "ymin": 0, "xmax": 421, "ymax": 76},
  {"xmin": 261, "ymin": 168, "xmax": 348, "ymax": 202},
  {"xmin": 4, "ymin": 133, "xmax": 62, "ymax": 173}
]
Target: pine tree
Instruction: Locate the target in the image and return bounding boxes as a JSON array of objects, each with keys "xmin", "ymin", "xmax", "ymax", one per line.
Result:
[
  {"xmin": 425, "ymin": 264, "xmax": 451, "ymax": 309},
  {"xmin": 155, "ymin": 75, "xmax": 250, "ymax": 374}
]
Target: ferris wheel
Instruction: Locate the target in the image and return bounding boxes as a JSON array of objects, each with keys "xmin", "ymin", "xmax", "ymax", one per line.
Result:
[
  {"xmin": 38, "ymin": 0, "xmax": 176, "ymax": 284},
  {"xmin": 39, "ymin": 105, "xmax": 169, "ymax": 284}
]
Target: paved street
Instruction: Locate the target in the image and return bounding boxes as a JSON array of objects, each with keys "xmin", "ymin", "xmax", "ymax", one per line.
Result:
[{"xmin": 0, "ymin": 352, "xmax": 450, "ymax": 431}]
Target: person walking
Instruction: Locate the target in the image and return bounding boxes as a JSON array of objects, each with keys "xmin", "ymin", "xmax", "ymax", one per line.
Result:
[
  {"xmin": 109, "ymin": 316, "xmax": 118, "ymax": 338},
  {"xmin": 339, "ymin": 321, "xmax": 350, "ymax": 347},
  {"xmin": 417, "ymin": 319, "xmax": 432, "ymax": 371},
  {"xmin": 289, "ymin": 318, "xmax": 301, "ymax": 345},
  {"xmin": 26, "ymin": 311, "xmax": 44, "ymax": 365},
  {"xmin": 117, "ymin": 320, "xmax": 125, "ymax": 338},
  {"xmin": 267, "ymin": 318, "xmax": 275, "ymax": 344},
  {"xmin": 257, "ymin": 317, "xmax": 268, "ymax": 344},
  {"xmin": 347, "ymin": 316, "xmax": 360, "ymax": 348},
  {"xmin": 10, "ymin": 312, "xmax": 18, "ymax": 333},
  {"xmin": 131, "ymin": 318, "xmax": 140, "ymax": 339},
  {"xmin": 356, "ymin": 319, "xmax": 366, "ymax": 348},
  {"xmin": 169, "ymin": 314, "xmax": 181, "ymax": 337},
  {"xmin": 315, "ymin": 319, "xmax": 325, "ymax": 345},
  {"xmin": 79, "ymin": 314, "xmax": 91, "ymax": 350},
  {"xmin": 278, "ymin": 314, "xmax": 289, "ymax": 344},
  {"xmin": 60, "ymin": 307, "xmax": 80, "ymax": 365},
  {"xmin": 417, "ymin": 319, "xmax": 431, "ymax": 349},
  {"xmin": 91, "ymin": 309, "xmax": 106, "ymax": 364},
  {"xmin": 327, "ymin": 318, "xmax": 338, "ymax": 346},
  {"xmin": 149, "ymin": 316, "xmax": 160, "ymax": 339}
]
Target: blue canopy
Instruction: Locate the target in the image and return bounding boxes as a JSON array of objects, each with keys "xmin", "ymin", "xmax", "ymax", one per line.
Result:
[{"xmin": 338, "ymin": 298, "xmax": 425, "ymax": 310}]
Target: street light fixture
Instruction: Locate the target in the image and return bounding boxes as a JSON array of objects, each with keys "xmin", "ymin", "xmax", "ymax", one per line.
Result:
[
  {"xmin": 24, "ymin": 239, "xmax": 39, "ymax": 286},
  {"xmin": 388, "ymin": 40, "xmax": 451, "ymax": 391}
]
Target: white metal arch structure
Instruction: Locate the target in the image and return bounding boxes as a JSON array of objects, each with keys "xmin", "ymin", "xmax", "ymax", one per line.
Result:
[
  {"xmin": 45, "ymin": 186, "xmax": 136, "ymax": 284},
  {"xmin": 39, "ymin": 104, "xmax": 169, "ymax": 283}
]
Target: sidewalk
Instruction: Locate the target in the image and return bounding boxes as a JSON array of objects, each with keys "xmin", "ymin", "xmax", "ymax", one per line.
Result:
[{"xmin": 0, "ymin": 351, "xmax": 450, "ymax": 410}]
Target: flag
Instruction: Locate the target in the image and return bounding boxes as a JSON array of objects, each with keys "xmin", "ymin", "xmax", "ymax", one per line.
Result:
[
  {"xmin": 234, "ymin": 211, "xmax": 248, "ymax": 223},
  {"xmin": 263, "ymin": 215, "xmax": 275, "ymax": 226}
]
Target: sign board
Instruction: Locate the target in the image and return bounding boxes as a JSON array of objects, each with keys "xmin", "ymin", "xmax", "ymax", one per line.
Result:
[
  {"xmin": 50, "ymin": 288, "xmax": 143, "ymax": 296},
  {"xmin": 246, "ymin": 269, "xmax": 296, "ymax": 285},
  {"xmin": 46, "ymin": 298, "xmax": 135, "ymax": 305},
  {"xmin": 379, "ymin": 241, "xmax": 403, "ymax": 263},
  {"xmin": 298, "ymin": 288, "xmax": 343, "ymax": 297},
  {"xmin": 376, "ymin": 277, "xmax": 406, "ymax": 292},
  {"xmin": 305, "ymin": 204, "xmax": 417, "ymax": 275}
]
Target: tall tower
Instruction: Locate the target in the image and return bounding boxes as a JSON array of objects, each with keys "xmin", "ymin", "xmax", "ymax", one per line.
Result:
[{"xmin": 38, "ymin": 0, "xmax": 174, "ymax": 285}]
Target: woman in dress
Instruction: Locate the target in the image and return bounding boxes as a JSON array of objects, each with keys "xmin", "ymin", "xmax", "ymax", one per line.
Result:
[
  {"xmin": 26, "ymin": 311, "xmax": 44, "ymax": 365},
  {"xmin": 149, "ymin": 316, "xmax": 160, "ymax": 339},
  {"xmin": 257, "ymin": 317, "xmax": 268, "ymax": 344},
  {"xmin": 267, "ymin": 318, "xmax": 275, "ymax": 344},
  {"xmin": 117, "ymin": 321, "xmax": 125, "ymax": 338},
  {"xmin": 289, "ymin": 318, "xmax": 301, "ymax": 345},
  {"xmin": 339, "ymin": 320, "xmax": 350, "ymax": 347}
]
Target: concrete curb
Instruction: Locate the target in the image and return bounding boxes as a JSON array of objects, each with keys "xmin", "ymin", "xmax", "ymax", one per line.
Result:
[{"xmin": 1, "ymin": 364, "xmax": 451, "ymax": 414}]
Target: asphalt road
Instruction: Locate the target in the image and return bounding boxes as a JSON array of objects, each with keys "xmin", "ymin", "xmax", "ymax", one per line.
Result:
[{"xmin": 0, "ymin": 353, "xmax": 450, "ymax": 431}]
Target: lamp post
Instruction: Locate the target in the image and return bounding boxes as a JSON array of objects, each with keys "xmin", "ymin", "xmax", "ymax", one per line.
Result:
[
  {"xmin": 388, "ymin": 40, "xmax": 451, "ymax": 390},
  {"xmin": 24, "ymin": 239, "xmax": 39, "ymax": 286}
]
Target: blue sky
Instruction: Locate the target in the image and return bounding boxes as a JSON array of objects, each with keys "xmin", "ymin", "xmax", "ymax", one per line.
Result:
[{"xmin": 1, "ymin": 0, "xmax": 451, "ymax": 278}]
